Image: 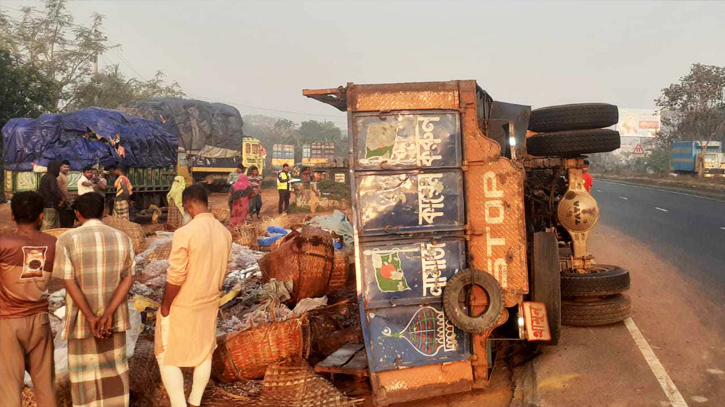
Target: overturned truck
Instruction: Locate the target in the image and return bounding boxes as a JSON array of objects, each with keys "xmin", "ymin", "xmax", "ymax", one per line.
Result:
[{"xmin": 304, "ymin": 81, "xmax": 628, "ymax": 405}]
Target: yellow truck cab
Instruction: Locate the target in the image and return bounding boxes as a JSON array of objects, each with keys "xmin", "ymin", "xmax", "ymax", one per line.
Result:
[{"xmin": 179, "ymin": 137, "xmax": 265, "ymax": 191}]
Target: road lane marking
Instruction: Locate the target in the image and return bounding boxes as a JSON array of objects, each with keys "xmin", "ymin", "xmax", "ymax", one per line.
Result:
[
  {"xmin": 620, "ymin": 196, "xmax": 629, "ymax": 200},
  {"xmin": 655, "ymin": 207, "xmax": 669, "ymax": 212},
  {"xmin": 597, "ymin": 180, "xmax": 725, "ymax": 202},
  {"xmin": 624, "ymin": 317, "xmax": 688, "ymax": 407},
  {"xmin": 596, "ymin": 189, "xmax": 602, "ymax": 192},
  {"xmin": 721, "ymin": 227, "xmax": 725, "ymax": 231}
]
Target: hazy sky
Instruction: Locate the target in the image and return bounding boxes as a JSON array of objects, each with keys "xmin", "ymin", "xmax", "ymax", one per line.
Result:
[{"xmin": 4, "ymin": 0, "xmax": 725, "ymax": 128}]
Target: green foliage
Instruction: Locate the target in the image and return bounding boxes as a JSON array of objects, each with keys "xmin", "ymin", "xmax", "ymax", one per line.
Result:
[
  {"xmin": 317, "ymin": 179, "xmax": 350, "ymax": 201},
  {"xmin": 0, "ymin": 49, "xmax": 56, "ymax": 201},
  {"xmin": 71, "ymin": 66, "xmax": 185, "ymax": 110},
  {"xmin": 0, "ymin": 0, "xmax": 183, "ymax": 112},
  {"xmin": 656, "ymin": 63, "xmax": 725, "ymax": 146},
  {"xmin": 645, "ymin": 144, "xmax": 672, "ymax": 175}
]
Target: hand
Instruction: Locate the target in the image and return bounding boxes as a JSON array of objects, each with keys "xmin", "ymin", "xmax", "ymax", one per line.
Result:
[
  {"xmin": 99, "ymin": 313, "xmax": 114, "ymax": 338},
  {"xmin": 88, "ymin": 315, "xmax": 101, "ymax": 338},
  {"xmin": 160, "ymin": 305, "xmax": 170, "ymax": 318}
]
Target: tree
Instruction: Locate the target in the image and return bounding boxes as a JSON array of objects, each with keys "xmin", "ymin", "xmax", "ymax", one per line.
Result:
[
  {"xmin": 71, "ymin": 65, "xmax": 185, "ymax": 110},
  {"xmin": 656, "ymin": 63, "xmax": 725, "ymax": 176},
  {"xmin": 0, "ymin": 49, "xmax": 56, "ymax": 201},
  {"xmin": 2, "ymin": 0, "xmax": 117, "ymax": 111}
]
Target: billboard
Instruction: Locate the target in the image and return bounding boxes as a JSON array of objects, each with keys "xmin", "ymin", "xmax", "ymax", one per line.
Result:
[{"xmin": 616, "ymin": 108, "xmax": 661, "ymax": 138}]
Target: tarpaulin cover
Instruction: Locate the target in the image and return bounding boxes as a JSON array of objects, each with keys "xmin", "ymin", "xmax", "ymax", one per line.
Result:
[
  {"xmin": 119, "ymin": 98, "xmax": 244, "ymax": 156},
  {"xmin": 2, "ymin": 108, "xmax": 178, "ymax": 171}
]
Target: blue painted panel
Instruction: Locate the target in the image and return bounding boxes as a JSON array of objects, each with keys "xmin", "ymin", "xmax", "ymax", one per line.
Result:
[
  {"xmin": 352, "ymin": 111, "xmax": 461, "ymax": 171},
  {"xmin": 365, "ymin": 303, "xmax": 470, "ymax": 372},
  {"xmin": 355, "ymin": 170, "xmax": 465, "ymax": 236},
  {"xmin": 359, "ymin": 237, "xmax": 466, "ymax": 308}
]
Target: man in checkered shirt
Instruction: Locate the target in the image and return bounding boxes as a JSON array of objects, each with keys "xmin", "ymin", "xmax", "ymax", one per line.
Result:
[{"xmin": 54, "ymin": 193, "xmax": 135, "ymax": 407}]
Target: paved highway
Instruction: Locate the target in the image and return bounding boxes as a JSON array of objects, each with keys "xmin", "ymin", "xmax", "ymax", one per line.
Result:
[{"xmin": 529, "ymin": 180, "xmax": 725, "ymax": 407}]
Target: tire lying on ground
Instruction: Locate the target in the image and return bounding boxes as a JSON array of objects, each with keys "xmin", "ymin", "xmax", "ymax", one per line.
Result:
[
  {"xmin": 562, "ymin": 294, "xmax": 632, "ymax": 327},
  {"xmin": 561, "ymin": 265, "xmax": 630, "ymax": 297},
  {"xmin": 526, "ymin": 129, "xmax": 621, "ymax": 157},
  {"xmin": 528, "ymin": 103, "xmax": 619, "ymax": 133},
  {"xmin": 443, "ymin": 269, "xmax": 504, "ymax": 334}
]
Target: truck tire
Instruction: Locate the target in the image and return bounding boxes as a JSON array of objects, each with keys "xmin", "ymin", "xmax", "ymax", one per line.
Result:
[
  {"xmin": 562, "ymin": 294, "xmax": 631, "ymax": 327},
  {"xmin": 527, "ymin": 129, "xmax": 620, "ymax": 157},
  {"xmin": 532, "ymin": 232, "xmax": 561, "ymax": 345},
  {"xmin": 443, "ymin": 269, "xmax": 504, "ymax": 334},
  {"xmin": 561, "ymin": 265, "xmax": 630, "ymax": 297},
  {"xmin": 528, "ymin": 103, "xmax": 619, "ymax": 133}
]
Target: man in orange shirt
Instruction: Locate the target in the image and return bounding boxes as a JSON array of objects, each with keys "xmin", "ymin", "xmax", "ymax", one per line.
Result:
[
  {"xmin": 0, "ymin": 192, "xmax": 58, "ymax": 407},
  {"xmin": 583, "ymin": 159, "xmax": 594, "ymax": 193},
  {"xmin": 156, "ymin": 185, "xmax": 232, "ymax": 407}
]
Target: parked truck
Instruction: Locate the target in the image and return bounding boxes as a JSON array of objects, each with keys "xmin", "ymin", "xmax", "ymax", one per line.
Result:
[
  {"xmin": 271, "ymin": 144, "xmax": 295, "ymax": 170},
  {"xmin": 2, "ymin": 108, "xmax": 178, "ymax": 210},
  {"xmin": 120, "ymin": 98, "xmax": 265, "ymax": 190},
  {"xmin": 670, "ymin": 140, "xmax": 724, "ymax": 177}
]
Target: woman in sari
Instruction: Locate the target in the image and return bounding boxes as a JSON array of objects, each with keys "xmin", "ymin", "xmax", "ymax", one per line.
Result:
[
  {"xmin": 166, "ymin": 176, "xmax": 186, "ymax": 229},
  {"xmin": 229, "ymin": 171, "xmax": 253, "ymax": 226}
]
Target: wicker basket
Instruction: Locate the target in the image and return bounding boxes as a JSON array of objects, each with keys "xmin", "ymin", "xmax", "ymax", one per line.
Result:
[
  {"xmin": 212, "ymin": 315, "xmax": 310, "ymax": 383},
  {"xmin": 42, "ymin": 228, "xmax": 73, "ymax": 238},
  {"xmin": 103, "ymin": 216, "xmax": 147, "ymax": 254},
  {"xmin": 234, "ymin": 224, "xmax": 258, "ymax": 247},
  {"xmin": 146, "ymin": 241, "xmax": 173, "ymax": 261},
  {"xmin": 212, "ymin": 207, "xmax": 230, "ymax": 224},
  {"xmin": 259, "ymin": 230, "xmax": 334, "ymax": 304},
  {"xmin": 329, "ymin": 251, "xmax": 349, "ymax": 291},
  {"xmin": 253, "ymin": 361, "xmax": 362, "ymax": 406}
]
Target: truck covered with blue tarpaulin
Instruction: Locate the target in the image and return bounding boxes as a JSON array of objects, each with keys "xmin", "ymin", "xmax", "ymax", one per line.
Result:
[
  {"xmin": 2, "ymin": 107, "xmax": 178, "ymax": 209},
  {"xmin": 670, "ymin": 140, "xmax": 724, "ymax": 176}
]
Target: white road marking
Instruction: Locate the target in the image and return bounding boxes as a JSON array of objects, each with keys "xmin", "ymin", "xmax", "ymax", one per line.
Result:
[
  {"xmin": 620, "ymin": 196, "xmax": 629, "ymax": 200},
  {"xmin": 596, "ymin": 189, "xmax": 602, "ymax": 192},
  {"xmin": 624, "ymin": 318, "xmax": 688, "ymax": 407},
  {"xmin": 598, "ymin": 180, "xmax": 725, "ymax": 202},
  {"xmin": 721, "ymin": 227, "xmax": 725, "ymax": 231},
  {"xmin": 655, "ymin": 207, "xmax": 669, "ymax": 212}
]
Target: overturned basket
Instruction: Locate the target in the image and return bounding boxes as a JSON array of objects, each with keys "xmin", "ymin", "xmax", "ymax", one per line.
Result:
[
  {"xmin": 103, "ymin": 216, "xmax": 147, "ymax": 254},
  {"xmin": 329, "ymin": 251, "xmax": 349, "ymax": 291},
  {"xmin": 212, "ymin": 315, "xmax": 311, "ymax": 382}
]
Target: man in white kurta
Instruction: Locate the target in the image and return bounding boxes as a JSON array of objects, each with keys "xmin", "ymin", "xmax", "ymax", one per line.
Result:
[{"xmin": 155, "ymin": 185, "xmax": 232, "ymax": 407}]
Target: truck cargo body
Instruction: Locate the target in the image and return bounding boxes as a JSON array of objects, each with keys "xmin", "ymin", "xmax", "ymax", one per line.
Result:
[
  {"xmin": 271, "ymin": 144, "xmax": 295, "ymax": 169},
  {"xmin": 2, "ymin": 108, "xmax": 178, "ymax": 209},
  {"xmin": 670, "ymin": 141, "xmax": 723, "ymax": 176},
  {"xmin": 301, "ymin": 142, "xmax": 336, "ymax": 167}
]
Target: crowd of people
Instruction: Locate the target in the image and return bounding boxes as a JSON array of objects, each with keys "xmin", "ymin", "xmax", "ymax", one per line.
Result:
[
  {"xmin": 0, "ymin": 184, "xmax": 231, "ymax": 407},
  {"xmin": 0, "ymin": 160, "xmax": 327, "ymax": 407}
]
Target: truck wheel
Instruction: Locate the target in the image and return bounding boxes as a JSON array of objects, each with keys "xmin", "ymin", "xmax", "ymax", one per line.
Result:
[
  {"xmin": 527, "ymin": 129, "xmax": 620, "ymax": 157},
  {"xmin": 561, "ymin": 265, "xmax": 630, "ymax": 297},
  {"xmin": 532, "ymin": 232, "xmax": 561, "ymax": 345},
  {"xmin": 562, "ymin": 294, "xmax": 631, "ymax": 327},
  {"xmin": 443, "ymin": 269, "xmax": 504, "ymax": 334},
  {"xmin": 528, "ymin": 103, "xmax": 619, "ymax": 133}
]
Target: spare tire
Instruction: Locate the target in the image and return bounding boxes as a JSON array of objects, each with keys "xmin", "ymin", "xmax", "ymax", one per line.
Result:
[
  {"xmin": 561, "ymin": 265, "xmax": 630, "ymax": 297},
  {"xmin": 529, "ymin": 103, "xmax": 619, "ymax": 133},
  {"xmin": 443, "ymin": 269, "xmax": 504, "ymax": 334},
  {"xmin": 562, "ymin": 294, "xmax": 631, "ymax": 327},
  {"xmin": 527, "ymin": 129, "xmax": 620, "ymax": 157}
]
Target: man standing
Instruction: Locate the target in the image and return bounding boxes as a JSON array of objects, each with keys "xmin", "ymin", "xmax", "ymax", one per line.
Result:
[
  {"xmin": 582, "ymin": 159, "xmax": 594, "ymax": 193},
  {"xmin": 58, "ymin": 160, "xmax": 75, "ymax": 227},
  {"xmin": 156, "ymin": 185, "xmax": 231, "ymax": 407},
  {"xmin": 77, "ymin": 167, "xmax": 96, "ymax": 196},
  {"xmin": 227, "ymin": 164, "xmax": 244, "ymax": 186},
  {"xmin": 38, "ymin": 160, "xmax": 63, "ymax": 231},
  {"xmin": 277, "ymin": 163, "xmax": 291, "ymax": 214},
  {"xmin": 113, "ymin": 167, "xmax": 133, "ymax": 219},
  {"xmin": 54, "ymin": 193, "xmax": 135, "ymax": 407},
  {"xmin": 0, "ymin": 192, "xmax": 58, "ymax": 407},
  {"xmin": 92, "ymin": 168, "xmax": 108, "ymax": 198}
]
